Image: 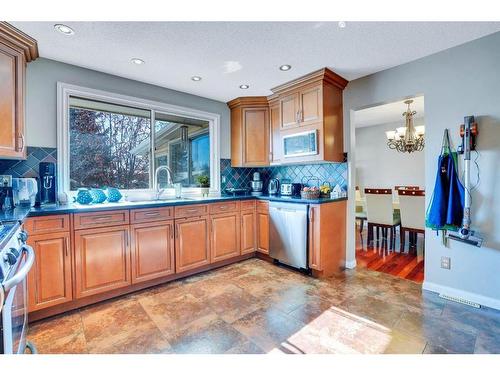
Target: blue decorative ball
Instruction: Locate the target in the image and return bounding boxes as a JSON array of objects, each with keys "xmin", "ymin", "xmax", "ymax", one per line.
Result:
[
  {"xmin": 106, "ymin": 187, "xmax": 122, "ymax": 203},
  {"xmin": 90, "ymin": 188, "xmax": 107, "ymax": 204},
  {"xmin": 74, "ymin": 189, "xmax": 93, "ymax": 205}
]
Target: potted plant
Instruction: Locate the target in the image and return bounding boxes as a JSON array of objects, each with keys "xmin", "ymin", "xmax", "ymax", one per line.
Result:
[{"xmin": 196, "ymin": 175, "xmax": 210, "ymax": 197}]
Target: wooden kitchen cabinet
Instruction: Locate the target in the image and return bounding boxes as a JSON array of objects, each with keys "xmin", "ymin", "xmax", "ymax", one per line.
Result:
[
  {"xmin": 175, "ymin": 216, "xmax": 211, "ymax": 273},
  {"xmin": 269, "ymin": 100, "xmax": 281, "ymax": 164},
  {"xmin": 256, "ymin": 201, "xmax": 270, "ymax": 254},
  {"xmin": 74, "ymin": 225, "xmax": 131, "ymax": 298},
  {"xmin": 210, "ymin": 212, "xmax": 241, "ymax": 262},
  {"xmin": 308, "ymin": 200, "xmax": 347, "ymax": 277},
  {"xmin": 27, "ymin": 232, "xmax": 72, "ymax": 312},
  {"xmin": 131, "ymin": 221, "xmax": 175, "ymax": 284},
  {"xmin": 240, "ymin": 209, "xmax": 256, "ymax": 254},
  {"xmin": 279, "ymin": 92, "xmax": 300, "ymax": 128},
  {"xmin": 0, "ymin": 23, "xmax": 37, "ymax": 159},
  {"xmin": 228, "ymin": 96, "xmax": 270, "ymax": 167}
]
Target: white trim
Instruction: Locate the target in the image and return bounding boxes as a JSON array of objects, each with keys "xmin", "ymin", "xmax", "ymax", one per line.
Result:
[
  {"xmin": 56, "ymin": 82, "xmax": 221, "ymax": 195},
  {"xmin": 423, "ymin": 281, "xmax": 500, "ymax": 311},
  {"xmin": 345, "ymin": 259, "xmax": 357, "ymax": 269}
]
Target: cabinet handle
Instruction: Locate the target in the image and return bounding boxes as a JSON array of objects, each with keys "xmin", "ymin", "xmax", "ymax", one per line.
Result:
[
  {"xmin": 211, "ymin": 219, "xmax": 214, "ymax": 232},
  {"xmin": 64, "ymin": 237, "xmax": 69, "ymax": 257},
  {"xmin": 310, "ymin": 207, "xmax": 314, "ymax": 223},
  {"xmin": 175, "ymin": 224, "xmax": 179, "ymax": 239},
  {"xmin": 170, "ymin": 225, "xmax": 174, "ymax": 239},
  {"xmin": 296, "ymin": 110, "xmax": 300, "ymax": 123},
  {"xmin": 143, "ymin": 211, "xmax": 160, "ymax": 217},
  {"xmin": 125, "ymin": 231, "xmax": 129, "ymax": 247}
]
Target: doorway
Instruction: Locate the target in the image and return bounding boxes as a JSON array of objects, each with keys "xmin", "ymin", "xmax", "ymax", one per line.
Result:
[{"xmin": 351, "ymin": 96, "xmax": 426, "ymax": 282}]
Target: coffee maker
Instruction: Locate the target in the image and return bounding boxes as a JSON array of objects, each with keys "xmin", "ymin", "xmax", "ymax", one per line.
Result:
[{"xmin": 39, "ymin": 162, "xmax": 57, "ymax": 206}]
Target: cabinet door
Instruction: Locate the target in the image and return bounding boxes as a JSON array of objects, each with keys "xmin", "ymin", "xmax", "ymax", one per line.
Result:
[
  {"xmin": 308, "ymin": 205, "xmax": 321, "ymax": 270},
  {"xmin": 241, "ymin": 210, "xmax": 256, "ymax": 254},
  {"xmin": 27, "ymin": 232, "xmax": 72, "ymax": 312},
  {"xmin": 299, "ymin": 84, "xmax": 322, "ymax": 126},
  {"xmin": 210, "ymin": 212, "xmax": 241, "ymax": 262},
  {"xmin": 269, "ymin": 103, "xmax": 281, "ymax": 163},
  {"xmin": 0, "ymin": 43, "xmax": 25, "ymax": 159},
  {"xmin": 242, "ymin": 107, "xmax": 269, "ymax": 166},
  {"xmin": 74, "ymin": 226, "xmax": 131, "ymax": 298},
  {"xmin": 131, "ymin": 221, "xmax": 175, "ymax": 284},
  {"xmin": 257, "ymin": 211, "xmax": 269, "ymax": 254},
  {"xmin": 175, "ymin": 216, "xmax": 210, "ymax": 273},
  {"xmin": 280, "ymin": 92, "xmax": 300, "ymax": 129}
]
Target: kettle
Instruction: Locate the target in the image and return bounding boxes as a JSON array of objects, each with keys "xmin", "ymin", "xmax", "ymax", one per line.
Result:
[{"xmin": 268, "ymin": 178, "xmax": 279, "ymax": 195}]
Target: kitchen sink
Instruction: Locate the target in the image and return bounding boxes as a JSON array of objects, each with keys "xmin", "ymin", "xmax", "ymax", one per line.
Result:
[{"xmin": 125, "ymin": 191, "xmax": 193, "ymax": 202}]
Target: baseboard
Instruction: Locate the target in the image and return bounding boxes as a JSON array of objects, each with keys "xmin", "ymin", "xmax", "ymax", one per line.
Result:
[
  {"xmin": 345, "ymin": 259, "xmax": 357, "ymax": 269},
  {"xmin": 423, "ymin": 281, "xmax": 500, "ymax": 311}
]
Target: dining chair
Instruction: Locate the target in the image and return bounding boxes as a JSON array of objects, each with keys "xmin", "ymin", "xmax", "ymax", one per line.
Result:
[
  {"xmin": 355, "ymin": 186, "xmax": 366, "ymax": 246},
  {"xmin": 364, "ymin": 188, "xmax": 401, "ymax": 250},
  {"xmin": 394, "ymin": 186, "xmax": 419, "ymax": 203},
  {"xmin": 398, "ymin": 189, "xmax": 425, "ymax": 253}
]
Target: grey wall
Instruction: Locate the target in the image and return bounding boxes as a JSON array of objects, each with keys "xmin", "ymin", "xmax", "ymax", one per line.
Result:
[
  {"xmin": 25, "ymin": 58, "xmax": 231, "ymax": 158},
  {"xmin": 355, "ymin": 119, "xmax": 425, "ymax": 190},
  {"xmin": 344, "ymin": 31, "xmax": 500, "ymax": 308}
]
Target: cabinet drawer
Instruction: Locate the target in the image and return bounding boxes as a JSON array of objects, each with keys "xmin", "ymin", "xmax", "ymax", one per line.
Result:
[
  {"xmin": 209, "ymin": 201, "xmax": 240, "ymax": 214},
  {"xmin": 25, "ymin": 215, "xmax": 70, "ymax": 235},
  {"xmin": 175, "ymin": 204, "xmax": 209, "ymax": 218},
  {"xmin": 256, "ymin": 200, "xmax": 269, "ymax": 213},
  {"xmin": 131, "ymin": 207, "xmax": 173, "ymax": 224},
  {"xmin": 73, "ymin": 210, "xmax": 129, "ymax": 230},
  {"xmin": 240, "ymin": 200, "xmax": 256, "ymax": 211}
]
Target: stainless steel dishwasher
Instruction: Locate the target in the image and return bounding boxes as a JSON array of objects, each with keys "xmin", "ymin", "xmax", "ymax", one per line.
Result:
[{"xmin": 269, "ymin": 201, "xmax": 308, "ymax": 270}]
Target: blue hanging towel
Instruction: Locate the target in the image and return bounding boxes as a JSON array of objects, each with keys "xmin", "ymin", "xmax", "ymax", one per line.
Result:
[{"xmin": 426, "ymin": 129, "xmax": 465, "ymax": 230}]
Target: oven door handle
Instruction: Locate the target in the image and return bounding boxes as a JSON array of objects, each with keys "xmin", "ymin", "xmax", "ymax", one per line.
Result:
[{"xmin": 2, "ymin": 245, "xmax": 35, "ymax": 293}]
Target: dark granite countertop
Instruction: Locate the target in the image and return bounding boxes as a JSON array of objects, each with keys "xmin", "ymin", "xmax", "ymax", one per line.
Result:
[
  {"xmin": 24, "ymin": 194, "xmax": 347, "ymax": 217},
  {"xmin": 0, "ymin": 206, "xmax": 31, "ymax": 223}
]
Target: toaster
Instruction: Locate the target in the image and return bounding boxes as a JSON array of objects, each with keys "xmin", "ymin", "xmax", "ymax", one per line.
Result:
[{"xmin": 280, "ymin": 182, "xmax": 302, "ymax": 196}]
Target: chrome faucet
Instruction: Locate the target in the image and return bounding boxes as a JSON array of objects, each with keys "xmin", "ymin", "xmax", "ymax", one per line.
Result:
[{"xmin": 154, "ymin": 165, "xmax": 174, "ymax": 200}]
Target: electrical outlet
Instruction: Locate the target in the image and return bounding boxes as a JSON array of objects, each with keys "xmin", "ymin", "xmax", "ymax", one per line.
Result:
[{"xmin": 441, "ymin": 256, "xmax": 451, "ymax": 270}]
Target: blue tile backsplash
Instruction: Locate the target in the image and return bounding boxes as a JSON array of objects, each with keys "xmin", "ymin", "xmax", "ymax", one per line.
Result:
[
  {"xmin": 1, "ymin": 150, "xmax": 347, "ymax": 193},
  {"xmin": 0, "ymin": 147, "xmax": 57, "ymax": 179},
  {"xmin": 220, "ymin": 158, "xmax": 347, "ymax": 193}
]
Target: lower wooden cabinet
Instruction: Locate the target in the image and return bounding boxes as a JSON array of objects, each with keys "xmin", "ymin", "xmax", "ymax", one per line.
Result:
[
  {"xmin": 308, "ymin": 205, "xmax": 321, "ymax": 271},
  {"xmin": 74, "ymin": 225, "xmax": 131, "ymax": 298},
  {"xmin": 210, "ymin": 212, "xmax": 241, "ymax": 262},
  {"xmin": 240, "ymin": 210, "xmax": 256, "ymax": 254},
  {"xmin": 27, "ymin": 232, "xmax": 72, "ymax": 312},
  {"xmin": 131, "ymin": 221, "xmax": 175, "ymax": 284},
  {"xmin": 257, "ymin": 210, "xmax": 269, "ymax": 254},
  {"xmin": 175, "ymin": 216, "xmax": 210, "ymax": 273}
]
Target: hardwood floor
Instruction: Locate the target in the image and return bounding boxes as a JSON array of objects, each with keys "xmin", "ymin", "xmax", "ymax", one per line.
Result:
[{"xmin": 355, "ymin": 224, "xmax": 425, "ymax": 283}]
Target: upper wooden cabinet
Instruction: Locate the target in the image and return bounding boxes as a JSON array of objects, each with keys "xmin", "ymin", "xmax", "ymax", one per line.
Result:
[
  {"xmin": 228, "ymin": 97, "xmax": 270, "ymax": 167},
  {"xmin": 0, "ymin": 22, "xmax": 38, "ymax": 159},
  {"xmin": 228, "ymin": 68, "xmax": 348, "ymax": 165}
]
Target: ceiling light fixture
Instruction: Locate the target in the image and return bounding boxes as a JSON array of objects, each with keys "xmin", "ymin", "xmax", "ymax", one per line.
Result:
[
  {"xmin": 54, "ymin": 24, "xmax": 75, "ymax": 35},
  {"xmin": 338, "ymin": 21, "xmax": 346, "ymax": 28},
  {"xmin": 131, "ymin": 58, "xmax": 145, "ymax": 65},
  {"xmin": 239, "ymin": 84, "xmax": 249, "ymax": 89},
  {"xmin": 386, "ymin": 100, "xmax": 425, "ymax": 153},
  {"xmin": 279, "ymin": 64, "xmax": 292, "ymax": 71},
  {"xmin": 191, "ymin": 76, "xmax": 202, "ymax": 82}
]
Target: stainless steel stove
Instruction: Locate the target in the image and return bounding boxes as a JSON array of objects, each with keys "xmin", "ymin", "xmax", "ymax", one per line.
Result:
[{"xmin": 0, "ymin": 220, "xmax": 36, "ymax": 354}]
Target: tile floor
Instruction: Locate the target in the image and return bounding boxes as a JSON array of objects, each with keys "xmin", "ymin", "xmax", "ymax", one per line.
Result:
[{"xmin": 28, "ymin": 258, "xmax": 500, "ymax": 354}]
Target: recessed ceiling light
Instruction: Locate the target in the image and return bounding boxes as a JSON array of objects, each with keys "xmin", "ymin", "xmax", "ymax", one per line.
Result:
[
  {"xmin": 279, "ymin": 64, "xmax": 292, "ymax": 71},
  {"xmin": 239, "ymin": 84, "xmax": 249, "ymax": 89},
  {"xmin": 338, "ymin": 21, "xmax": 346, "ymax": 28},
  {"xmin": 191, "ymin": 76, "xmax": 202, "ymax": 82},
  {"xmin": 131, "ymin": 58, "xmax": 145, "ymax": 65},
  {"xmin": 54, "ymin": 24, "xmax": 74, "ymax": 35}
]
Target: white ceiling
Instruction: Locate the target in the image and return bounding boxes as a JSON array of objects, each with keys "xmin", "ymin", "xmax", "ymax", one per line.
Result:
[
  {"xmin": 355, "ymin": 96, "xmax": 425, "ymax": 128},
  {"xmin": 12, "ymin": 22, "xmax": 500, "ymax": 102}
]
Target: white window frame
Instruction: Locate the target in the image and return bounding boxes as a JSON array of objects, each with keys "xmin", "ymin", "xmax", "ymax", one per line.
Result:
[{"xmin": 57, "ymin": 82, "xmax": 221, "ymax": 196}]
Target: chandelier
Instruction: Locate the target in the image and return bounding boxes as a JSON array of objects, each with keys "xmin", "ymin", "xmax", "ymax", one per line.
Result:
[{"xmin": 385, "ymin": 99, "xmax": 425, "ymax": 153}]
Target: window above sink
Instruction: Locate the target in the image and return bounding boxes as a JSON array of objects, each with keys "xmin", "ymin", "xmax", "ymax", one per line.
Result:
[{"xmin": 57, "ymin": 82, "xmax": 221, "ymax": 196}]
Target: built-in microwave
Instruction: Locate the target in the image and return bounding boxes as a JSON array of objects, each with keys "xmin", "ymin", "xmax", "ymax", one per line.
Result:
[{"xmin": 282, "ymin": 129, "xmax": 318, "ymax": 158}]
